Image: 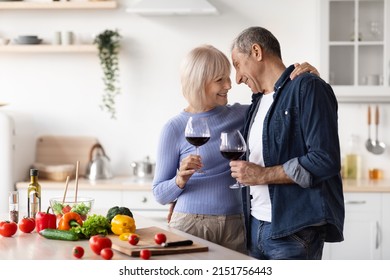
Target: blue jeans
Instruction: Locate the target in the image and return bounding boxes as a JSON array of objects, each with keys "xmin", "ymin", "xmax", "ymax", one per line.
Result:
[{"xmin": 249, "ymin": 216, "xmax": 326, "ymax": 260}]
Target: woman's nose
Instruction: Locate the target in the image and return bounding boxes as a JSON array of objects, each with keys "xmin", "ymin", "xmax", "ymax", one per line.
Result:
[{"xmin": 225, "ymin": 78, "xmax": 232, "ymax": 89}]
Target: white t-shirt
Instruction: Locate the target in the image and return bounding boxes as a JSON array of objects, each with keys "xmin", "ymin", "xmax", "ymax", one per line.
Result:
[{"xmin": 248, "ymin": 92, "xmax": 274, "ymax": 222}]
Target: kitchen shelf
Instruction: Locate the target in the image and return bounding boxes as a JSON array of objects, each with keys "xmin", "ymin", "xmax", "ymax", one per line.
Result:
[
  {"xmin": 0, "ymin": 44, "xmax": 97, "ymax": 53},
  {"xmin": 0, "ymin": 1, "xmax": 117, "ymax": 10}
]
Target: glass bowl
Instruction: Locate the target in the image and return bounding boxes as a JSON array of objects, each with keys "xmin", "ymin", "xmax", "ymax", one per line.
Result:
[{"xmin": 50, "ymin": 197, "xmax": 94, "ymax": 221}]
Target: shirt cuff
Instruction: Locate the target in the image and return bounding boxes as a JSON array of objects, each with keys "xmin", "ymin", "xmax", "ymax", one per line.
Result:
[{"xmin": 283, "ymin": 158, "xmax": 312, "ymax": 188}]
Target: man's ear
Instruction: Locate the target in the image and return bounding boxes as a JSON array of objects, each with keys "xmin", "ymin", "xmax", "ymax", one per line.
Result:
[{"xmin": 251, "ymin": 44, "xmax": 263, "ymax": 62}]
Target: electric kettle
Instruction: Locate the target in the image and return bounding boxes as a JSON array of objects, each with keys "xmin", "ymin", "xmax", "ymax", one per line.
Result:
[{"xmin": 85, "ymin": 143, "xmax": 113, "ymax": 180}]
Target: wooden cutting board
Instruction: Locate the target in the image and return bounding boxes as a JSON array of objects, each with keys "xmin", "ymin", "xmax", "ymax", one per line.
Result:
[
  {"xmin": 110, "ymin": 226, "xmax": 209, "ymax": 257},
  {"xmin": 35, "ymin": 135, "xmax": 99, "ymax": 176}
]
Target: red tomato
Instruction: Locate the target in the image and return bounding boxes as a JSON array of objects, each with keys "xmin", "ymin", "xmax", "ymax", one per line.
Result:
[
  {"xmin": 62, "ymin": 205, "xmax": 72, "ymax": 214},
  {"xmin": 128, "ymin": 234, "xmax": 139, "ymax": 245},
  {"xmin": 89, "ymin": 235, "xmax": 112, "ymax": 255},
  {"xmin": 18, "ymin": 217, "xmax": 35, "ymax": 233},
  {"xmin": 101, "ymin": 248, "xmax": 114, "ymax": 260},
  {"xmin": 0, "ymin": 221, "xmax": 18, "ymax": 237},
  {"xmin": 140, "ymin": 249, "xmax": 151, "ymax": 260},
  {"xmin": 154, "ymin": 233, "xmax": 167, "ymax": 245},
  {"xmin": 72, "ymin": 246, "xmax": 84, "ymax": 259}
]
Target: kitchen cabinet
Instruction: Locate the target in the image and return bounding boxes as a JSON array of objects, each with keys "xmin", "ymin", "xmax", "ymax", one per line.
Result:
[
  {"xmin": 382, "ymin": 193, "xmax": 390, "ymax": 259},
  {"xmin": 320, "ymin": 0, "xmax": 390, "ymax": 102},
  {"xmin": 323, "ymin": 192, "xmax": 383, "ymax": 259}
]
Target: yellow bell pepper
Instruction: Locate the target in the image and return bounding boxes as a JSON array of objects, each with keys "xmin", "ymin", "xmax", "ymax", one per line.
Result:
[{"xmin": 111, "ymin": 214, "xmax": 136, "ymax": 236}]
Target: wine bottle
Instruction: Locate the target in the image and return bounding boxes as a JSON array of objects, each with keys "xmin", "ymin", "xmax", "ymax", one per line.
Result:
[{"xmin": 27, "ymin": 169, "xmax": 41, "ymax": 218}]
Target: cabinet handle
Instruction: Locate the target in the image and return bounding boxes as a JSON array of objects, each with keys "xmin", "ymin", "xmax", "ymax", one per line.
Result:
[
  {"xmin": 375, "ymin": 221, "xmax": 381, "ymax": 249},
  {"xmin": 344, "ymin": 200, "xmax": 366, "ymax": 204},
  {"xmin": 141, "ymin": 197, "xmax": 148, "ymax": 203}
]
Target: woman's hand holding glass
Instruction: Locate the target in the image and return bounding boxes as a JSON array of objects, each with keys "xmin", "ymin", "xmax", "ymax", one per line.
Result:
[{"xmin": 185, "ymin": 116, "xmax": 210, "ymax": 173}]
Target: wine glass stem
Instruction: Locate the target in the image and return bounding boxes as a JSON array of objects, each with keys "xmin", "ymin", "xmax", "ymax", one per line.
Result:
[{"xmin": 196, "ymin": 146, "xmax": 200, "ymax": 156}]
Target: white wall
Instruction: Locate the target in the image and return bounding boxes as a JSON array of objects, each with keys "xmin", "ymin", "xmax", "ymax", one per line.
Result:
[{"xmin": 1, "ymin": 0, "xmax": 388, "ymax": 183}]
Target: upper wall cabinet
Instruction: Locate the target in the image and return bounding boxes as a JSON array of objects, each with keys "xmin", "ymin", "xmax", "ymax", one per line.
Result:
[{"xmin": 321, "ymin": 0, "xmax": 390, "ymax": 102}]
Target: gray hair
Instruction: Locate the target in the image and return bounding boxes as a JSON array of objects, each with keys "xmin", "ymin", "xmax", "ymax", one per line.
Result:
[
  {"xmin": 231, "ymin": 26, "xmax": 282, "ymax": 59},
  {"xmin": 180, "ymin": 44, "xmax": 231, "ymax": 111}
]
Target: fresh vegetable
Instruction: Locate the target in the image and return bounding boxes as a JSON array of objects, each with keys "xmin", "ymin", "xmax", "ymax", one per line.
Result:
[
  {"xmin": 154, "ymin": 233, "xmax": 167, "ymax": 245},
  {"xmin": 35, "ymin": 207, "xmax": 57, "ymax": 232},
  {"xmin": 71, "ymin": 214, "xmax": 111, "ymax": 239},
  {"xmin": 140, "ymin": 249, "xmax": 151, "ymax": 260},
  {"xmin": 101, "ymin": 248, "xmax": 114, "ymax": 260},
  {"xmin": 52, "ymin": 201, "xmax": 91, "ymax": 221},
  {"xmin": 58, "ymin": 212, "xmax": 83, "ymax": 231},
  {"xmin": 72, "ymin": 246, "xmax": 85, "ymax": 259},
  {"xmin": 128, "ymin": 234, "xmax": 139, "ymax": 245},
  {"xmin": 18, "ymin": 217, "xmax": 35, "ymax": 233},
  {"xmin": 106, "ymin": 206, "xmax": 133, "ymax": 222},
  {"xmin": 39, "ymin": 229, "xmax": 79, "ymax": 241},
  {"xmin": 111, "ymin": 214, "xmax": 136, "ymax": 235},
  {"xmin": 89, "ymin": 235, "xmax": 112, "ymax": 255},
  {"xmin": 0, "ymin": 221, "xmax": 18, "ymax": 237}
]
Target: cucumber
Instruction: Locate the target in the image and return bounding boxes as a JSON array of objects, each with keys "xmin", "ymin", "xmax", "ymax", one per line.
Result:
[{"xmin": 39, "ymin": 229, "xmax": 79, "ymax": 241}]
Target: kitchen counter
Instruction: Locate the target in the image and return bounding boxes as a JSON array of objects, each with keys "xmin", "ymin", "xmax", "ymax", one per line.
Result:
[
  {"xmin": 342, "ymin": 179, "xmax": 390, "ymax": 192},
  {"xmin": 16, "ymin": 176, "xmax": 154, "ymax": 191},
  {"xmin": 16, "ymin": 176, "xmax": 390, "ymax": 192},
  {"xmin": 0, "ymin": 212, "xmax": 254, "ymax": 260}
]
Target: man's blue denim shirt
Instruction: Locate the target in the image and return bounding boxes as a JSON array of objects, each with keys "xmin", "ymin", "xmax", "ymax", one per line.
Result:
[{"xmin": 242, "ymin": 65, "xmax": 345, "ymax": 242}]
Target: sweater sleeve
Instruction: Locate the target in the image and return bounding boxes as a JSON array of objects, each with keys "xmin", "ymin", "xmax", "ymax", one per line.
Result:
[{"xmin": 152, "ymin": 121, "xmax": 185, "ymax": 205}]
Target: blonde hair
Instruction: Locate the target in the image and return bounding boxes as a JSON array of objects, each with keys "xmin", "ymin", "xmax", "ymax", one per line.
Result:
[{"xmin": 180, "ymin": 45, "xmax": 231, "ymax": 111}]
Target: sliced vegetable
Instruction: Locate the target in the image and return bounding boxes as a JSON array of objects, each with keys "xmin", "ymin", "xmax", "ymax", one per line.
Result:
[
  {"xmin": 111, "ymin": 214, "xmax": 136, "ymax": 236},
  {"xmin": 58, "ymin": 212, "xmax": 83, "ymax": 231},
  {"xmin": 39, "ymin": 229, "xmax": 79, "ymax": 241}
]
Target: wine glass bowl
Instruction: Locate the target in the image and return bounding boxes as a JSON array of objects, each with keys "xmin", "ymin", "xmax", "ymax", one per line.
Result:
[
  {"xmin": 185, "ymin": 117, "xmax": 211, "ymax": 173},
  {"xmin": 220, "ymin": 130, "xmax": 247, "ymax": 189}
]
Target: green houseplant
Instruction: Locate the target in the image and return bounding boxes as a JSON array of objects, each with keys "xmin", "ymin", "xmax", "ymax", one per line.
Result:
[{"xmin": 94, "ymin": 29, "xmax": 121, "ymax": 119}]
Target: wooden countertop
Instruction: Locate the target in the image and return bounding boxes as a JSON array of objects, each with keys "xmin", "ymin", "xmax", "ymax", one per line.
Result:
[
  {"xmin": 16, "ymin": 176, "xmax": 390, "ymax": 193},
  {"xmin": 0, "ymin": 212, "xmax": 254, "ymax": 260}
]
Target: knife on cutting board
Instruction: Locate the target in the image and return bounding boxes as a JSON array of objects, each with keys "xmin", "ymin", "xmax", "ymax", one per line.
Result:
[{"xmin": 134, "ymin": 240, "xmax": 193, "ymax": 250}]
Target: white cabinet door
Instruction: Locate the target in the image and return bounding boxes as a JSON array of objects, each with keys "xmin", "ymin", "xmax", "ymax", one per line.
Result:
[
  {"xmin": 320, "ymin": 0, "xmax": 390, "ymax": 101},
  {"xmin": 382, "ymin": 193, "xmax": 390, "ymax": 259},
  {"xmin": 324, "ymin": 193, "xmax": 382, "ymax": 259}
]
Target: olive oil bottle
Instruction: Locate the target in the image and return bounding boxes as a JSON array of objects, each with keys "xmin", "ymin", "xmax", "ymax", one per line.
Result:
[{"xmin": 27, "ymin": 169, "xmax": 41, "ymax": 218}]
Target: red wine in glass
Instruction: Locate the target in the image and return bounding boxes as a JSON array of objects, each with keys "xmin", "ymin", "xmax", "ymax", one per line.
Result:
[
  {"xmin": 185, "ymin": 136, "xmax": 210, "ymax": 147},
  {"xmin": 221, "ymin": 150, "xmax": 245, "ymax": 160},
  {"xmin": 185, "ymin": 117, "xmax": 211, "ymax": 173},
  {"xmin": 220, "ymin": 130, "xmax": 247, "ymax": 189}
]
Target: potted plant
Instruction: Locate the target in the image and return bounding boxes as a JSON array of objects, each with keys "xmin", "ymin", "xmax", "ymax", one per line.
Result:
[{"xmin": 94, "ymin": 29, "xmax": 121, "ymax": 119}]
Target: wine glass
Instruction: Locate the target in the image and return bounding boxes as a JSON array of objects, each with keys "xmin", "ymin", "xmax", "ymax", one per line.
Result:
[
  {"xmin": 185, "ymin": 117, "xmax": 211, "ymax": 173},
  {"xmin": 220, "ymin": 130, "xmax": 247, "ymax": 189}
]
